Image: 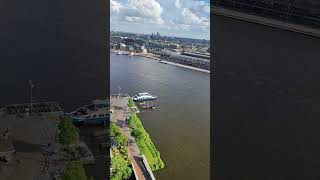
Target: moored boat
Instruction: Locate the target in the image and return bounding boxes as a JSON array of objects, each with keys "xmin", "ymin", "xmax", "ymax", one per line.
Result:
[{"xmin": 67, "ymin": 99, "xmax": 108, "ymax": 125}]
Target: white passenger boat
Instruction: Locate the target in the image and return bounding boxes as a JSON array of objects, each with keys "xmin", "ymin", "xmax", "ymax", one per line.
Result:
[{"xmin": 131, "ymin": 92, "xmax": 157, "ymax": 102}]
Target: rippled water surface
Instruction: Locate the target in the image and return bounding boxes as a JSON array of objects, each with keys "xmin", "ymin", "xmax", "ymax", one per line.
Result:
[{"xmin": 111, "ymin": 53, "xmax": 210, "ymax": 180}]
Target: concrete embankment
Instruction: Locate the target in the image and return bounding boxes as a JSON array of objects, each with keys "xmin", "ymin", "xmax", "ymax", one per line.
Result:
[
  {"xmin": 161, "ymin": 61, "xmax": 210, "ymax": 73},
  {"xmin": 212, "ymin": 7, "xmax": 320, "ymax": 38}
]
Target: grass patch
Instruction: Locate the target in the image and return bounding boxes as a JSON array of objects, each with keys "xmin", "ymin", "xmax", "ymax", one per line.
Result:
[
  {"xmin": 128, "ymin": 98, "xmax": 135, "ymax": 108},
  {"xmin": 128, "ymin": 113, "xmax": 165, "ymax": 171}
]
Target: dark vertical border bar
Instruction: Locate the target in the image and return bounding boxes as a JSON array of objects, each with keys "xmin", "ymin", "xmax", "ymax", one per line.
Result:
[
  {"xmin": 210, "ymin": 0, "xmax": 215, "ymax": 180},
  {"xmin": 105, "ymin": 0, "xmax": 110, "ymax": 179}
]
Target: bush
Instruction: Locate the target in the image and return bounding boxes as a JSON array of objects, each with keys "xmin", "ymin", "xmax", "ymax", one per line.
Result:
[
  {"xmin": 62, "ymin": 161, "xmax": 89, "ymax": 180},
  {"xmin": 111, "ymin": 150, "xmax": 132, "ymax": 180},
  {"xmin": 111, "ymin": 123, "xmax": 128, "ymax": 147},
  {"xmin": 127, "ymin": 98, "xmax": 135, "ymax": 108},
  {"xmin": 58, "ymin": 117, "xmax": 79, "ymax": 146},
  {"xmin": 128, "ymin": 113, "xmax": 165, "ymax": 171},
  {"xmin": 110, "ymin": 123, "xmax": 118, "ymax": 137}
]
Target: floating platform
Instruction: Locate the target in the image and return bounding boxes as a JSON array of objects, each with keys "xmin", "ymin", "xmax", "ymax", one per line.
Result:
[{"xmin": 139, "ymin": 102, "xmax": 156, "ymax": 109}]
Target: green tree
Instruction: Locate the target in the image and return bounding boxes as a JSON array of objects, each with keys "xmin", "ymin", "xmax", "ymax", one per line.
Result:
[
  {"xmin": 58, "ymin": 117, "xmax": 79, "ymax": 146},
  {"xmin": 131, "ymin": 128, "xmax": 144, "ymax": 141},
  {"xmin": 111, "ymin": 153, "xmax": 132, "ymax": 180},
  {"xmin": 62, "ymin": 161, "xmax": 88, "ymax": 180},
  {"xmin": 111, "ymin": 123, "xmax": 128, "ymax": 147},
  {"xmin": 110, "ymin": 123, "xmax": 118, "ymax": 137},
  {"xmin": 115, "ymin": 132, "xmax": 128, "ymax": 147}
]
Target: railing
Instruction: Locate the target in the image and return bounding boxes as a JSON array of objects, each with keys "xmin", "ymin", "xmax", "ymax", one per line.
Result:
[
  {"xmin": 212, "ymin": 0, "xmax": 320, "ymax": 28},
  {"xmin": 141, "ymin": 154, "xmax": 156, "ymax": 180}
]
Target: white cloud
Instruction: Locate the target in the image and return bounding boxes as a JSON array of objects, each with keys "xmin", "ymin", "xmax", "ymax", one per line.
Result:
[
  {"xmin": 120, "ymin": 0, "xmax": 164, "ymax": 24},
  {"xmin": 181, "ymin": 8, "xmax": 209, "ymax": 28},
  {"xmin": 175, "ymin": 0, "xmax": 181, "ymax": 9},
  {"xmin": 202, "ymin": 4, "xmax": 210, "ymax": 14},
  {"xmin": 181, "ymin": 8, "xmax": 201, "ymax": 24},
  {"xmin": 110, "ymin": 0, "xmax": 210, "ymax": 39},
  {"xmin": 111, "ymin": 0, "xmax": 122, "ymax": 14}
]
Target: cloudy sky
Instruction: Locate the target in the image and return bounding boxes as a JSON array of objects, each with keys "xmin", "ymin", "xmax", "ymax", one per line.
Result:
[{"xmin": 110, "ymin": 0, "xmax": 210, "ymax": 40}]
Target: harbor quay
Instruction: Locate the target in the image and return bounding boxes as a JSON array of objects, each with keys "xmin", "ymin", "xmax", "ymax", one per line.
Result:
[{"xmin": 111, "ymin": 49, "xmax": 210, "ymax": 73}]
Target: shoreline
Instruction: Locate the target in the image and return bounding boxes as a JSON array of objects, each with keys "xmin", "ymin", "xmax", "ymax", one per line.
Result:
[
  {"xmin": 161, "ymin": 60, "xmax": 210, "ymax": 73},
  {"xmin": 111, "ymin": 49, "xmax": 210, "ymax": 74},
  {"xmin": 110, "ymin": 95, "xmax": 159, "ymax": 179},
  {"xmin": 212, "ymin": 7, "xmax": 320, "ymax": 38}
]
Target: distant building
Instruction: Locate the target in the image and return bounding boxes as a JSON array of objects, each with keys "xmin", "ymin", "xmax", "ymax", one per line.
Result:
[
  {"xmin": 135, "ymin": 44, "xmax": 147, "ymax": 53},
  {"xmin": 119, "ymin": 43, "xmax": 126, "ymax": 51},
  {"xmin": 111, "ymin": 36, "xmax": 123, "ymax": 44},
  {"xmin": 181, "ymin": 52, "xmax": 211, "ymax": 60},
  {"xmin": 169, "ymin": 44, "xmax": 179, "ymax": 49},
  {"xmin": 163, "ymin": 51, "xmax": 210, "ymax": 70},
  {"xmin": 122, "ymin": 38, "xmax": 135, "ymax": 51},
  {"xmin": 147, "ymin": 42, "xmax": 163, "ymax": 53}
]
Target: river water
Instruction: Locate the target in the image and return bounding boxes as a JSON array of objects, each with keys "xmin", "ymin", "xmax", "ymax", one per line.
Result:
[
  {"xmin": 110, "ymin": 53, "xmax": 210, "ymax": 180},
  {"xmin": 213, "ymin": 15, "xmax": 320, "ymax": 180}
]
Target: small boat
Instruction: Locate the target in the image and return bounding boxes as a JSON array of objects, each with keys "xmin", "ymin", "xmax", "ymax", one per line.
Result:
[
  {"xmin": 117, "ymin": 51, "xmax": 123, "ymax": 55},
  {"xmin": 67, "ymin": 99, "xmax": 108, "ymax": 126},
  {"xmin": 159, "ymin": 60, "xmax": 168, "ymax": 64},
  {"xmin": 132, "ymin": 92, "xmax": 157, "ymax": 102},
  {"xmin": 128, "ymin": 52, "xmax": 135, "ymax": 56}
]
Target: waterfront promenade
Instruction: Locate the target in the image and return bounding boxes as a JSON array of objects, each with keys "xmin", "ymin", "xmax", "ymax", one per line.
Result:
[
  {"xmin": 110, "ymin": 49, "xmax": 210, "ymax": 73},
  {"xmin": 110, "ymin": 95, "xmax": 155, "ymax": 180}
]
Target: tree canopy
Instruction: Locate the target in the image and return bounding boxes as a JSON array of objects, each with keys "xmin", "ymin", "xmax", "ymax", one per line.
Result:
[
  {"xmin": 128, "ymin": 98, "xmax": 135, "ymax": 108},
  {"xmin": 58, "ymin": 117, "xmax": 79, "ymax": 146},
  {"xmin": 62, "ymin": 161, "xmax": 90, "ymax": 180},
  {"xmin": 111, "ymin": 151, "xmax": 132, "ymax": 180}
]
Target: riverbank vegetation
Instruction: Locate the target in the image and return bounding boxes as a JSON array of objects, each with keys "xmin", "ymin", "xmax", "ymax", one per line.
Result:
[
  {"xmin": 110, "ymin": 123, "xmax": 132, "ymax": 180},
  {"xmin": 58, "ymin": 117, "xmax": 79, "ymax": 146},
  {"xmin": 62, "ymin": 161, "xmax": 92, "ymax": 180},
  {"xmin": 128, "ymin": 113, "xmax": 165, "ymax": 171},
  {"xmin": 128, "ymin": 98, "xmax": 135, "ymax": 108}
]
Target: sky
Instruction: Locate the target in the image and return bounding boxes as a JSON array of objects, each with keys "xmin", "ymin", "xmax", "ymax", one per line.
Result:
[{"xmin": 110, "ymin": 0, "xmax": 210, "ymax": 40}]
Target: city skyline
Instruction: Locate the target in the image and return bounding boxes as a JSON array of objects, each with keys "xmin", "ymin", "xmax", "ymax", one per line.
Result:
[{"xmin": 110, "ymin": 0, "xmax": 210, "ymax": 40}]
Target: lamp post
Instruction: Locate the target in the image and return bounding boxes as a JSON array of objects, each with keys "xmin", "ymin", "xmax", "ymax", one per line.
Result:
[
  {"xmin": 117, "ymin": 85, "xmax": 121, "ymax": 99},
  {"xmin": 29, "ymin": 80, "xmax": 34, "ymax": 113}
]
